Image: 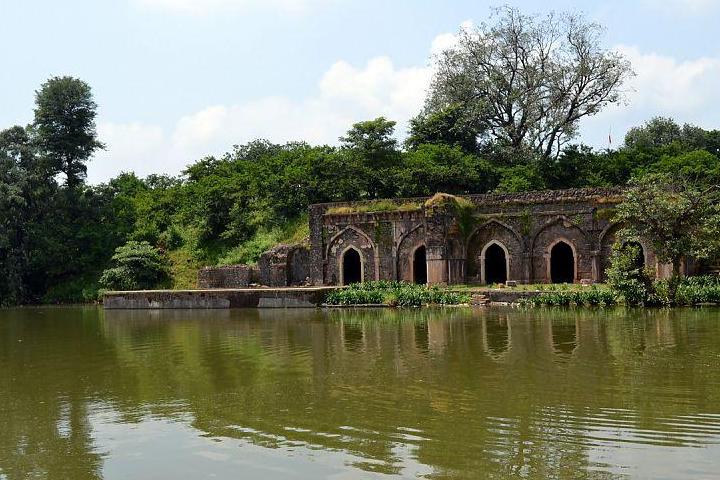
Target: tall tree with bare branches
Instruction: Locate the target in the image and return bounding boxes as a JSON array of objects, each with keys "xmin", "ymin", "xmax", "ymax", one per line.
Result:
[{"xmin": 426, "ymin": 7, "xmax": 633, "ymax": 163}]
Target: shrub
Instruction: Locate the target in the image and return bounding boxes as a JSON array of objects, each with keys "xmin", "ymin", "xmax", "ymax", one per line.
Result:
[
  {"xmin": 42, "ymin": 276, "xmax": 101, "ymax": 304},
  {"xmin": 157, "ymin": 224, "xmax": 184, "ymax": 250},
  {"xmin": 521, "ymin": 287, "xmax": 617, "ymax": 307},
  {"xmin": 326, "ymin": 201, "xmax": 422, "ymax": 215},
  {"xmin": 606, "ymin": 243, "xmax": 655, "ymax": 306},
  {"xmin": 325, "ymin": 281, "xmax": 470, "ymax": 307},
  {"xmin": 681, "ymin": 275, "xmax": 720, "ymax": 288},
  {"xmin": 674, "ymin": 280, "xmax": 720, "ymax": 306},
  {"xmin": 99, "ymin": 241, "xmax": 170, "ymax": 291}
]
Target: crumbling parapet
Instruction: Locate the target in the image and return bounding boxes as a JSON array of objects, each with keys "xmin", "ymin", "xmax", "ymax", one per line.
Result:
[
  {"xmin": 312, "ymin": 188, "xmax": 632, "ymax": 286},
  {"xmin": 198, "ymin": 265, "xmax": 258, "ymax": 289},
  {"xmin": 258, "ymin": 242, "xmax": 311, "ymax": 287}
]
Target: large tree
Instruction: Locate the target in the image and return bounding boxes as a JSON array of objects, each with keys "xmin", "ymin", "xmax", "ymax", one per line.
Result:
[
  {"xmin": 0, "ymin": 126, "xmax": 56, "ymax": 303},
  {"xmin": 427, "ymin": 7, "xmax": 632, "ymax": 162},
  {"xmin": 405, "ymin": 104, "xmax": 479, "ymax": 154},
  {"xmin": 624, "ymin": 116, "xmax": 720, "ymax": 155},
  {"xmin": 339, "ymin": 117, "xmax": 402, "ymax": 199},
  {"xmin": 33, "ymin": 76, "xmax": 104, "ymax": 189},
  {"xmin": 614, "ymin": 173, "xmax": 720, "ymax": 301}
]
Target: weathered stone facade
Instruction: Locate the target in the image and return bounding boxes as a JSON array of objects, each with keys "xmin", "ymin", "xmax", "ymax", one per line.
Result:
[
  {"xmin": 308, "ymin": 188, "xmax": 684, "ymax": 286},
  {"xmin": 198, "ymin": 265, "xmax": 258, "ymax": 288},
  {"xmin": 258, "ymin": 243, "xmax": 312, "ymax": 287},
  {"xmin": 198, "ymin": 243, "xmax": 311, "ymax": 289},
  {"xmin": 199, "ymin": 188, "xmax": 703, "ymax": 289}
]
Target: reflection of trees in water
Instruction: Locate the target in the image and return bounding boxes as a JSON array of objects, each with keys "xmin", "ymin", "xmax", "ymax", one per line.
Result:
[
  {"xmin": 2, "ymin": 306, "xmax": 720, "ymax": 479},
  {"xmin": 0, "ymin": 308, "xmax": 108, "ymax": 480}
]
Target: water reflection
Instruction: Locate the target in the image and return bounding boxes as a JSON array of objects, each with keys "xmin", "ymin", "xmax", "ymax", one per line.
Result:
[{"xmin": 0, "ymin": 307, "xmax": 719, "ymax": 479}]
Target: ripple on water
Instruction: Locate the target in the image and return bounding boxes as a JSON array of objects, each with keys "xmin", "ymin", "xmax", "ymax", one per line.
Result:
[{"xmin": 2, "ymin": 307, "xmax": 720, "ymax": 480}]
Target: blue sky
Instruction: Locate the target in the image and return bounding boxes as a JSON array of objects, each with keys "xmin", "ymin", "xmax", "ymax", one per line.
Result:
[{"xmin": 2, "ymin": 0, "xmax": 720, "ymax": 182}]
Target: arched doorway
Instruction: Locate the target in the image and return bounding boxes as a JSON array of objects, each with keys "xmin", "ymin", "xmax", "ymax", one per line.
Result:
[
  {"xmin": 342, "ymin": 248, "xmax": 362, "ymax": 285},
  {"xmin": 550, "ymin": 241, "xmax": 575, "ymax": 284},
  {"xmin": 624, "ymin": 241, "xmax": 645, "ymax": 269},
  {"xmin": 413, "ymin": 245, "xmax": 427, "ymax": 284},
  {"xmin": 483, "ymin": 243, "xmax": 507, "ymax": 285}
]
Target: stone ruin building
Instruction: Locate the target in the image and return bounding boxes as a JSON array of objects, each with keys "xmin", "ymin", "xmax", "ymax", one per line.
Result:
[{"xmin": 199, "ymin": 187, "xmax": 698, "ymax": 289}]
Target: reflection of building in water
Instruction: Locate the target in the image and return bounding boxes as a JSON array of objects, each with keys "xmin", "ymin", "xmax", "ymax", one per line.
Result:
[
  {"xmin": 647, "ymin": 314, "xmax": 677, "ymax": 349},
  {"xmin": 11, "ymin": 308, "xmax": 715, "ymax": 480},
  {"xmin": 552, "ymin": 319, "xmax": 578, "ymax": 356},
  {"xmin": 481, "ymin": 315, "xmax": 509, "ymax": 359},
  {"xmin": 427, "ymin": 318, "xmax": 448, "ymax": 356}
]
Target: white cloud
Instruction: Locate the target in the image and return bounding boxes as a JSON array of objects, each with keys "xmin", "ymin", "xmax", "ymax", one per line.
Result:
[
  {"xmin": 429, "ymin": 20, "xmax": 474, "ymax": 56},
  {"xmin": 580, "ymin": 45, "xmax": 720, "ymax": 147},
  {"xmin": 94, "ymin": 123, "xmax": 168, "ymax": 180},
  {"xmin": 89, "ymin": 56, "xmax": 431, "ymax": 183},
  {"xmin": 89, "ymin": 25, "xmax": 720, "ymax": 183},
  {"xmin": 132, "ymin": 0, "xmax": 328, "ymax": 15}
]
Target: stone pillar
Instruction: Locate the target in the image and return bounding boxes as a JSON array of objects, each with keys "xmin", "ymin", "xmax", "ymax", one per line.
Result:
[
  {"xmin": 308, "ymin": 205, "xmax": 326, "ymax": 285},
  {"xmin": 446, "ymin": 239, "xmax": 466, "ymax": 285},
  {"xmin": 522, "ymin": 252, "xmax": 533, "ymax": 284},
  {"xmin": 426, "ymin": 245, "xmax": 448, "ymax": 285},
  {"xmin": 590, "ymin": 250, "xmax": 601, "ymax": 283},
  {"xmin": 423, "ymin": 199, "xmax": 466, "ymax": 286}
]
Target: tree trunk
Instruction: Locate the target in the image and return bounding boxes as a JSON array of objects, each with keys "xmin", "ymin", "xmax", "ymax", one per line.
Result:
[{"xmin": 668, "ymin": 257, "xmax": 683, "ymax": 305}]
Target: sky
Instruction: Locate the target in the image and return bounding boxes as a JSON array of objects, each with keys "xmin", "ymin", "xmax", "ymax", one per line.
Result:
[{"xmin": 1, "ymin": 0, "xmax": 720, "ymax": 183}]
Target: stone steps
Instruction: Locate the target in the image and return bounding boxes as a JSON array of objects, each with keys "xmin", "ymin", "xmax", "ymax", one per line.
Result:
[{"xmin": 470, "ymin": 294, "xmax": 490, "ymax": 306}]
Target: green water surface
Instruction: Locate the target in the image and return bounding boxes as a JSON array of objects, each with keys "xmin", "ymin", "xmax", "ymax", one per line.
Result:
[{"xmin": 1, "ymin": 307, "xmax": 719, "ymax": 479}]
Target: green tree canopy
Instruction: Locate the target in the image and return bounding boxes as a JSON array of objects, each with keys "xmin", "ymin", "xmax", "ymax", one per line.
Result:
[
  {"xmin": 339, "ymin": 117, "xmax": 402, "ymax": 199},
  {"xmin": 614, "ymin": 173, "xmax": 720, "ymax": 300},
  {"xmin": 405, "ymin": 104, "xmax": 478, "ymax": 154},
  {"xmin": 396, "ymin": 144, "xmax": 497, "ymax": 196},
  {"xmin": 426, "ymin": 6, "xmax": 632, "ymax": 162},
  {"xmin": 99, "ymin": 241, "xmax": 170, "ymax": 291},
  {"xmin": 33, "ymin": 76, "xmax": 104, "ymax": 189}
]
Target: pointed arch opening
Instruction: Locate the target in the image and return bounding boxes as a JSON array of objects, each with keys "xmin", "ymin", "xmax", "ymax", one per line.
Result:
[
  {"xmin": 412, "ymin": 245, "xmax": 427, "ymax": 285},
  {"xmin": 342, "ymin": 248, "xmax": 363, "ymax": 285},
  {"xmin": 482, "ymin": 242, "xmax": 508, "ymax": 285},
  {"xmin": 550, "ymin": 241, "xmax": 575, "ymax": 284},
  {"xmin": 624, "ymin": 241, "xmax": 646, "ymax": 270}
]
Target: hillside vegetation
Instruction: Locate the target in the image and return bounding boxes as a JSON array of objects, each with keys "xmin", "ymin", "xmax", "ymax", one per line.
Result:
[{"xmin": 3, "ymin": 7, "xmax": 720, "ymax": 304}]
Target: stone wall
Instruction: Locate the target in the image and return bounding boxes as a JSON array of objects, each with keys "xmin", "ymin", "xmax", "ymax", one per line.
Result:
[
  {"xmin": 310, "ymin": 188, "xmax": 668, "ymax": 286},
  {"xmin": 104, "ymin": 287, "xmax": 339, "ymax": 309},
  {"xmin": 197, "ymin": 243, "xmax": 311, "ymax": 290},
  {"xmin": 198, "ymin": 265, "xmax": 257, "ymax": 289},
  {"xmin": 202, "ymin": 188, "xmax": 699, "ymax": 289},
  {"xmin": 258, "ymin": 243, "xmax": 312, "ymax": 287}
]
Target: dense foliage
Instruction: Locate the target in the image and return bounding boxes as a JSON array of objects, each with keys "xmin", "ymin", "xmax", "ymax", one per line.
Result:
[
  {"xmin": 524, "ymin": 276, "xmax": 720, "ymax": 308},
  {"xmin": 520, "ymin": 288, "xmax": 618, "ymax": 307},
  {"xmin": 3, "ymin": 8, "xmax": 720, "ymax": 304},
  {"xmin": 99, "ymin": 241, "xmax": 170, "ymax": 291},
  {"xmin": 325, "ymin": 281, "xmax": 471, "ymax": 307},
  {"xmin": 605, "ymin": 243, "xmax": 656, "ymax": 306}
]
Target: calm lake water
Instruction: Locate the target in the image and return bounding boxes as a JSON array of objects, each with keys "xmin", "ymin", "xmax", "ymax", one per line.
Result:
[{"xmin": 1, "ymin": 307, "xmax": 720, "ymax": 479}]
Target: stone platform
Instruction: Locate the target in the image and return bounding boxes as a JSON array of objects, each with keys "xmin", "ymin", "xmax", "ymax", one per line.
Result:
[{"xmin": 103, "ymin": 287, "xmax": 341, "ymax": 309}]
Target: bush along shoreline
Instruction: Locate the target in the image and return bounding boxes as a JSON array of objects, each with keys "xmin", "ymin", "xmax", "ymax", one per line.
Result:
[
  {"xmin": 325, "ymin": 281, "xmax": 471, "ymax": 307},
  {"xmin": 519, "ymin": 287, "xmax": 618, "ymax": 307},
  {"xmin": 519, "ymin": 276, "xmax": 720, "ymax": 308}
]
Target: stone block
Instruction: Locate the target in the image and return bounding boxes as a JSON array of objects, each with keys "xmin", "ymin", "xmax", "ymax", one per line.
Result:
[{"xmin": 198, "ymin": 265, "xmax": 253, "ymax": 289}]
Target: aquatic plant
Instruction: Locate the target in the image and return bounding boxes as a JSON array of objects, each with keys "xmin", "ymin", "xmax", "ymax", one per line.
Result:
[
  {"xmin": 520, "ymin": 288, "xmax": 617, "ymax": 307},
  {"xmin": 325, "ymin": 281, "xmax": 471, "ymax": 307}
]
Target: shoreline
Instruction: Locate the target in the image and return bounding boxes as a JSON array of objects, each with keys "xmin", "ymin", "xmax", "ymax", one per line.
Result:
[{"xmin": 101, "ymin": 286, "xmax": 577, "ymax": 310}]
